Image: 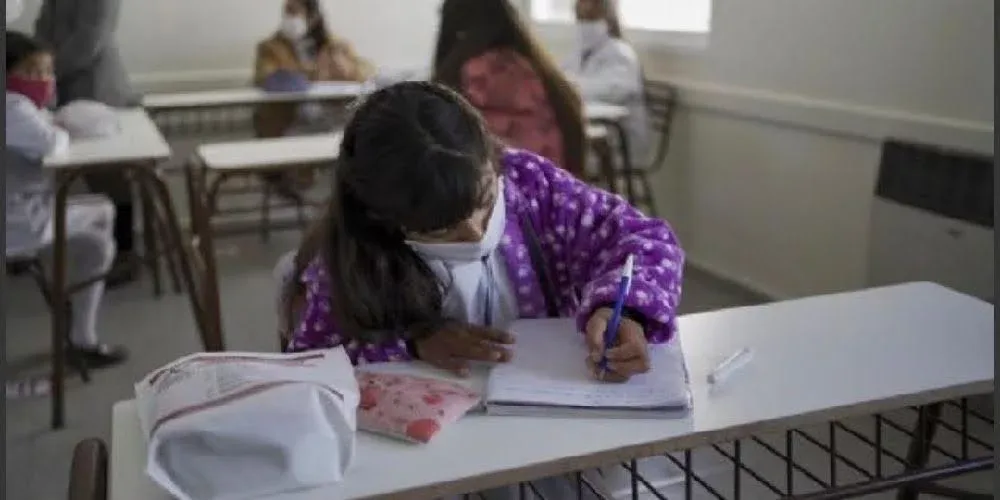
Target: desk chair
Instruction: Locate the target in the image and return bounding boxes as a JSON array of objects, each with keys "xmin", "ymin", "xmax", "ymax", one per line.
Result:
[
  {"xmin": 586, "ymin": 125, "xmax": 619, "ymax": 195},
  {"xmin": 67, "ymin": 438, "xmax": 109, "ymax": 500},
  {"xmin": 585, "ymin": 81, "xmax": 678, "ymax": 216},
  {"xmin": 5, "ymin": 254, "xmax": 91, "ymax": 384}
]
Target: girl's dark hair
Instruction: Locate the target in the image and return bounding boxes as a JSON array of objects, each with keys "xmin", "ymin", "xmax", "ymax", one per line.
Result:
[
  {"xmin": 431, "ymin": 0, "xmax": 587, "ymax": 177},
  {"xmin": 597, "ymin": 0, "xmax": 625, "ymax": 39},
  {"xmin": 310, "ymin": 81, "xmax": 499, "ymax": 340},
  {"xmin": 296, "ymin": 0, "xmax": 331, "ymax": 55},
  {"xmin": 6, "ymin": 31, "xmax": 48, "ymax": 72}
]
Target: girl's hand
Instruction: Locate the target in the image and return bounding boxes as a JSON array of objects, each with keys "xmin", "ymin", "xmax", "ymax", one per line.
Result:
[
  {"xmin": 415, "ymin": 322, "xmax": 515, "ymax": 377},
  {"xmin": 584, "ymin": 308, "xmax": 650, "ymax": 383}
]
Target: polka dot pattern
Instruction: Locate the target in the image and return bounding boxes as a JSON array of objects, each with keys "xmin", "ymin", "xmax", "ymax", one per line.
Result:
[{"xmin": 288, "ymin": 149, "xmax": 685, "ymax": 363}]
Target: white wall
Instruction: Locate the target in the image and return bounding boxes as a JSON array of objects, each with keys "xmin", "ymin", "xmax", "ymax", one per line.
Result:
[
  {"xmin": 637, "ymin": 0, "xmax": 994, "ymax": 298},
  {"xmin": 11, "ymin": 0, "xmax": 993, "ymax": 298}
]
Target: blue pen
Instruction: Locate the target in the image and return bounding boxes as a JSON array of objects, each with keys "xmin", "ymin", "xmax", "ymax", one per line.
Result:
[{"xmin": 598, "ymin": 254, "xmax": 635, "ymax": 373}]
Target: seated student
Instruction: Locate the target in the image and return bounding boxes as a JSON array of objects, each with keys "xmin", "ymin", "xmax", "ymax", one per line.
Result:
[
  {"xmin": 283, "ymin": 82, "xmax": 684, "ymax": 383},
  {"xmin": 565, "ymin": 0, "xmax": 651, "ymax": 162},
  {"xmin": 432, "ymin": 0, "xmax": 588, "ymax": 178},
  {"xmin": 5, "ymin": 32, "xmax": 126, "ymax": 367},
  {"xmin": 253, "ymin": 0, "xmax": 374, "ymax": 198}
]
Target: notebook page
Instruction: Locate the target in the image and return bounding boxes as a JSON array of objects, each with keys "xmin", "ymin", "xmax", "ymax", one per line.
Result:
[{"xmin": 487, "ymin": 318, "xmax": 689, "ymax": 409}]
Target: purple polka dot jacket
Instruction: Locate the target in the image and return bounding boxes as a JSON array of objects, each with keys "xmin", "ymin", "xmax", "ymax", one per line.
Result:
[{"xmin": 289, "ymin": 149, "xmax": 685, "ymax": 364}]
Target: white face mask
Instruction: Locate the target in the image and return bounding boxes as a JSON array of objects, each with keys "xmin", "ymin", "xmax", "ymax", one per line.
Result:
[
  {"xmin": 280, "ymin": 15, "xmax": 309, "ymax": 40},
  {"xmin": 6, "ymin": 0, "xmax": 23, "ymax": 24},
  {"xmin": 577, "ymin": 20, "xmax": 610, "ymax": 51},
  {"xmin": 407, "ymin": 180, "xmax": 507, "ymax": 263}
]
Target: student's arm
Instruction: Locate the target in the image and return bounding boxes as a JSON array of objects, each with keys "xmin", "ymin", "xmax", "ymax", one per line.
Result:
[
  {"xmin": 511, "ymin": 151, "xmax": 684, "ymax": 343},
  {"xmin": 572, "ymin": 44, "xmax": 643, "ymax": 104},
  {"xmin": 6, "ymin": 98, "xmax": 70, "ymax": 160},
  {"xmin": 288, "ymin": 260, "xmax": 414, "ymax": 363},
  {"xmin": 51, "ymin": 0, "xmax": 118, "ymax": 77}
]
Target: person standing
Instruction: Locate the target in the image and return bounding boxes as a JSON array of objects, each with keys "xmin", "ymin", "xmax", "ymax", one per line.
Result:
[{"xmin": 34, "ymin": 0, "xmax": 140, "ymax": 286}]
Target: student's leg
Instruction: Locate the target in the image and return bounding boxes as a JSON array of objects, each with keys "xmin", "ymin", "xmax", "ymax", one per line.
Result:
[
  {"xmin": 81, "ymin": 172, "xmax": 137, "ymax": 286},
  {"xmin": 41, "ymin": 196, "xmax": 128, "ymax": 367}
]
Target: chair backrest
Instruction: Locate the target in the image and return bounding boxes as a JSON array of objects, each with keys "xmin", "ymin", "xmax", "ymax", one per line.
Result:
[
  {"xmin": 68, "ymin": 438, "xmax": 109, "ymax": 500},
  {"xmin": 643, "ymin": 80, "xmax": 679, "ymax": 171}
]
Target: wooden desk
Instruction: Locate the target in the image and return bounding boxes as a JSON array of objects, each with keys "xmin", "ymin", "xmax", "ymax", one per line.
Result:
[
  {"xmin": 44, "ymin": 109, "xmax": 171, "ymax": 168},
  {"xmin": 184, "ymin": 133, "xmax": 344, "ymax": 349},
  {"xmin": 583, "ymin": 102, "xmax": 629, "ymax": 123},
  {"xmin": 42, "ymin": 109, "xmax": 211, "ymax": 429},
  {"xmin": 109, "ymin": 283, "xmax": 993, "ymax": 499},
  {"xmin": 197, "ymin": 133, "xmax": 342, "ymax": 171},
  {"xmin": 142, "ymin": 82, "xmax": 367, "ymax": 111}
]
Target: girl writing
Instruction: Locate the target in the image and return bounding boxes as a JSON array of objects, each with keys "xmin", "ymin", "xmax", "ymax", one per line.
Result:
[{"xmin": 286, "ymin": 82, "xmax": 684, "ymax": 382}]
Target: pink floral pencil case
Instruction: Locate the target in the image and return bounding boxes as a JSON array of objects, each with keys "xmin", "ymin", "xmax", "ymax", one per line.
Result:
[{"xmin": 356, "ymin": 372, "xmax": 482, "ymax": 443}]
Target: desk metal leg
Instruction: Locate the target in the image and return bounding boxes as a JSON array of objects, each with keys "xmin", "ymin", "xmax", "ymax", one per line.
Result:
[
  {"xmin": 137, "ymin": 180, "xmax": 182, "ymax": 295},
  {"xmin": 896, "ymin": 403, "xmax": 943, "ymax": 500},
  {"xmin": 133, "ymin": 166, "xmax": 224, "ymax": 351},
  {"xmin": 591, "ymin": 137, "xmax": 619, "ymax": 194},
  {"xmin": 139, "ymin": 184, "xmax": 164, "ymax": 296},
  {"xmin": 50, "ymin": 169, "xmax": 83, "ymax": 429},
  {"xmin": 183, "ymin": 162, "xmax": 225, "ymax": 351},
  {"xmin": 609, "ymin": 122, "xmax": 636, "ymax": 205}
]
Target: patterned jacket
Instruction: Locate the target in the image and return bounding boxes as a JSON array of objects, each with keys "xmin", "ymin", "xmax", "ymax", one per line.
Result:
[
  {"xmin": 290, "ymin": 149, "xmax": 684, "ymax": 364},
  {"xmin": 460, "ymin": 49, "xmax": 569, "ymax": 174}
]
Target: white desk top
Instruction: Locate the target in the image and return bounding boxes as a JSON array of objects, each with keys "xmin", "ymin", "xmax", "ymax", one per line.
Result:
[
  {"xmin": 142, "ymin": 82, "xmax": 367, "ymax": 110},
  {"xmin": 109, "ymin": 282, "xmax": 993, "ymax": 500},
  {"xmin": 144, "ymin": 84, "xmax": 621, "ymax": 124},
  {"xmin": 197, "ymin": 132, "xmax": 343, "ymax": 170},
  {"xmin": 583, "ymin": 102, "xmax": 629, "ymax": 122},
  {"xmin": 43, "ymin": 108, "xmax": 170, "ymax": 169}
]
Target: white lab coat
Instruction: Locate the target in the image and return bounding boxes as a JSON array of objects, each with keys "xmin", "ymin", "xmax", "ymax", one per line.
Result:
[
  {"xmin": 5, "ymin": 92, "xmax": 68, "ymax": 257},
  {"xmin": 565, "ymin": 38, "xmax": 651, "ymax": 166}
]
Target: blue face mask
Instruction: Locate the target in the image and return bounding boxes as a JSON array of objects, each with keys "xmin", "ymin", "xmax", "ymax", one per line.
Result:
[{"xmin": 407, "ymin": 179, "xmax": 507, "ymax": 263}]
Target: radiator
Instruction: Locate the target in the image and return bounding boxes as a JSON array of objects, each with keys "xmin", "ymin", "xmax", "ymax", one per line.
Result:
[
  {"xmin": 869, "ymin": 139, "xmax": 993, "ymax": 299},
  {"xmin": 868, "ymin": 139, "xmax": 994, "ymax": 415}
]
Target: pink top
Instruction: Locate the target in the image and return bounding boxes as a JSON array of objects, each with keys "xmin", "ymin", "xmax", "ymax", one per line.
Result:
[{"xmin": 460, "ymin": 49, "xmax": 566, "ymax": 171}]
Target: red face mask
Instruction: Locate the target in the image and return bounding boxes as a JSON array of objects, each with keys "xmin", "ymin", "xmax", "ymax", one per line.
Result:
[{"xmin": 7, "ymin": 75, "xmax": 55, "ymax": 108}]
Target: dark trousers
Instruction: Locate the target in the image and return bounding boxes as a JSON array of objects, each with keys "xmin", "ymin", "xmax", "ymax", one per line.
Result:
[
  {"xmin": 56, "ymin": 86, "xmax": 135, "ymax": 257},
  {"xmin": 84, "ymin": 172, "xmax": 134, "ymax": 256}
]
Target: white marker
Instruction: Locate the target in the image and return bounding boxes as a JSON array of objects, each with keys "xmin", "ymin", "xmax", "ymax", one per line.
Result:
[{"xmin": 707, "ymin": 348, "xmax": 753, "ymax": 386}]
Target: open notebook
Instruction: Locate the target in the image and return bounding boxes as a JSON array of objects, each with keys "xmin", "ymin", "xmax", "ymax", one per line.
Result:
[{"xmin": 485, "ymin": 318, "xmax": 691, "ymax": 418}]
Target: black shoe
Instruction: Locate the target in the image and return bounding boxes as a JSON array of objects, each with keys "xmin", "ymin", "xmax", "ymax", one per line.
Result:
[
  {"xmin": 69, "ymin": 343, "xmax": 128, "ymax": 369},
  {"xmin": 6, "ymin": 262, "xmax": 31, "ymax": 276}
]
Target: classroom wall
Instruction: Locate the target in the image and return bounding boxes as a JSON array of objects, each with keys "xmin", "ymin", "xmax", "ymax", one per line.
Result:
[
  {"xmin": 632, "ymin": 0, "xmax": 995, "ymax": 299},
  {"xmin": 10, "ymin": 0, "xmax": 993, "ymax": 299}
]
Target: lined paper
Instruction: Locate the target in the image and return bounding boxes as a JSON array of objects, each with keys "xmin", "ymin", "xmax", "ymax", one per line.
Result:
[{"xmin": 487, "ymin": 319, "xmax": 690, "ymax": 411}]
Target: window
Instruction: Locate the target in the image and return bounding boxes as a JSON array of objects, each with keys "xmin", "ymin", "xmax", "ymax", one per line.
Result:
[{"xmin": 529, "ymin": 0, "xmax": 711, "ymax": 34}]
